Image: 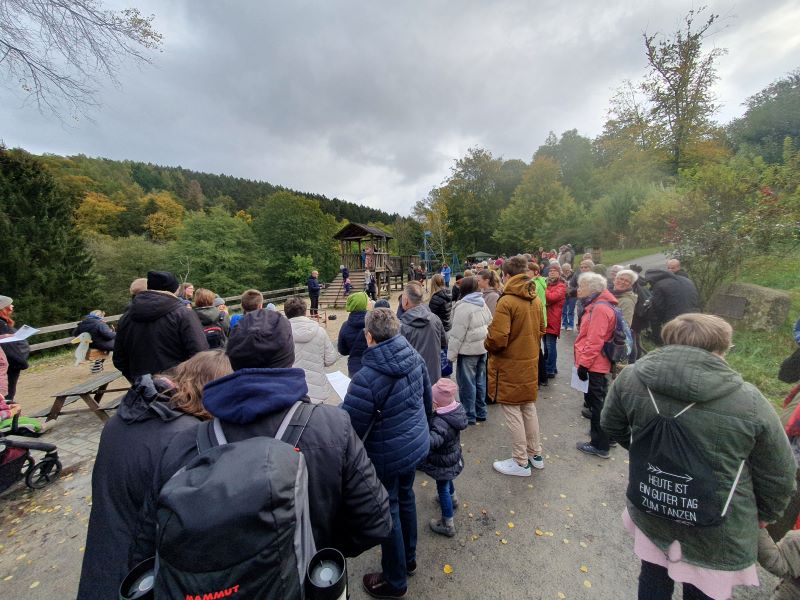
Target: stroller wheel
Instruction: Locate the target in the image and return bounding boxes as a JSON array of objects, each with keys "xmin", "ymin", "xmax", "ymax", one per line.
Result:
[{"xmin": 25, "ymin": 457, "xmax": 62, "ymax": 489}]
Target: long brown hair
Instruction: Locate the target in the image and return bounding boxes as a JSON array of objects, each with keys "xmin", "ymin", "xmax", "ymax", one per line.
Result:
[
  {"xmin": 169, "ymin": 350, "xmax": 232, "ymax": 419},
  {"xmin": 428, "ymin": 273, "xmax": 446, "ymax": 299}
]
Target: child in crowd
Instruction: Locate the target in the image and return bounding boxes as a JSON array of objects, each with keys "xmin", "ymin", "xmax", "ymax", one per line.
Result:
[
  {"xmin": 758, "ymin": 528, "xmax": 800, "ymax": 599},
  {"xmin": 421, "ymin": 378, "xmax": 468, "ymax": 537},
  {"xmin": 229, "ymin": 289, "xmax": 264, "ymax": 329},
  {"xmin": 344, "ymin": 277, "xmax": 352, "ymax": 296}
]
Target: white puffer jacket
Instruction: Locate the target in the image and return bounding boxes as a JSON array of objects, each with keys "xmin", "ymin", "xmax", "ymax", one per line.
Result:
[
  {"xmin": 289, "ymin": 317, "xmax": 339, "ymax": 403},
  {"xmin": 447, "ymin": 293, "xmax": 492, "ymax": 361}
]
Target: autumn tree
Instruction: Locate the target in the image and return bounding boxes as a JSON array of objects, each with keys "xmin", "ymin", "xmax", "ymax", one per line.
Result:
[
  {"xmin": 0, "ymin": 0, "xmax": 162, "ymax": 117},
  {"xmin": 493, "ymin": 156, "xmax": 578, "ymax": 253},
  {"xmin": 141, "ymin": 191, "xmax": 184, "ymax": 241},
  {"xmin": 642, "ymin": 7, "xmax": 726, "ymax": 172},
  {"xmin": 75, "ymin": 191, "xmax": 126, "ymax": 235},
  {"xmin": 413, "ymin": 188, "xmax": 451, "ymax": 263}
]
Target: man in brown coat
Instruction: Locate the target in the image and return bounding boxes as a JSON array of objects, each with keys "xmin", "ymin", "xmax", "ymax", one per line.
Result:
[{"xmin": 485, "ymin": 255, "xmax": 546, "ymax": 477}]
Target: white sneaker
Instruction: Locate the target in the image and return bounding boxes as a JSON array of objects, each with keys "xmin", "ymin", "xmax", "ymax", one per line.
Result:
[
  {"xmin": 529, "ymin": 455, "xmax": 544, "ymax": 470},
  {"xmin": 493, "ymin": 458, "xmax": 531, "ymax": 477}
]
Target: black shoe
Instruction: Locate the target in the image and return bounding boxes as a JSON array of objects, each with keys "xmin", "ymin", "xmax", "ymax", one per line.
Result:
[
  {"xmin": 476, "ymin": 416, "xmax": 487, "ymax": 422},
  {"xmin": 547, "ymin": 373, "xmax": 556, "ymax": 379},
  {"xmin": 581, "ymin": 407, "xmax": 591, "ymax": 419},
  {"xmin": 363, "ymin": 573, "xmax": 407, "ymax": 598},
  {"xmin": 406, "ymin": 560, "xmax": 417, "ymax": 576}
]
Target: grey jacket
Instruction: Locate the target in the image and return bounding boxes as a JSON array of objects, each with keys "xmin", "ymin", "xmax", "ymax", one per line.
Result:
[{"xmin": 400, "ymin": 304, "xmax": 446, "ymax": 384}]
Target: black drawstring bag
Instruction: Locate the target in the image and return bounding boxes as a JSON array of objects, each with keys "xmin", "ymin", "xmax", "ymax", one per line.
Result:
[{"xmin": 626, "ymin": 388, "xmax": 745, "ymax": 528}]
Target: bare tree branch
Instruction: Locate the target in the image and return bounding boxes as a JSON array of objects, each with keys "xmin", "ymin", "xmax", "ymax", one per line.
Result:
[{"xmin": 0, "ymin": 0, "xmax": 162, "ymax": 119}]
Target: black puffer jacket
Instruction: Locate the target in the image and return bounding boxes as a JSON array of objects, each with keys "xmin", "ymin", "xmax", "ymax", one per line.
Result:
[
  {"xmin": 113, "ymin": 290, "xmax": 208, "ymax": 382},
  {"xmin": 77, "ymin": 376, "xmax": 200, "ymax": 600},
  {"xmin": 0, "ymin": 319, "xmax": 29, "ymax": 371},
  {"xmin": 644, "ymin": 269, "xmax": 701, "ymax": 329},
  {"xmin": 429, "ymin": 289, "xmax": 453, "ymax": 331},
  {"xmin": 337, "ymin": 310, "xmax": 368, "ymax": 376},
  {"xmin": 73, "ymin": 315, "xmax": 116, "ymax": 351},
  {"xmin": 420, "ymin": 403, "xmax": 468, "ymax": 481},
  {"xmin": 156, "ymin": 368, "xmax": 392, "ymax": 558}
]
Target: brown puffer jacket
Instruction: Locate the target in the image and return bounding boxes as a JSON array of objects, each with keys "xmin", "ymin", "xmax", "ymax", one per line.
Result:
[{"xmin": 485, "ymin": 273, "xmax": 545, "ymax": 404}]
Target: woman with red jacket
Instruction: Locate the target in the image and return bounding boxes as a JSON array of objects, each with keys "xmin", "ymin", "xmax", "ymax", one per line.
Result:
[
  {"xmin": 573, "ymin": 272, "xmax": 617, "ymax": 459},
  {"xmin": 544, "ymin": 264, "xmax": 567, "ymax": 378}
]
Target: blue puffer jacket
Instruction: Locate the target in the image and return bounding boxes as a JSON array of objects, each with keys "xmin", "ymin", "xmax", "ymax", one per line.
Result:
[
  {"xmin": 337, "ymin": 311, "xmax": 368, "ymax": 376},
  {"xmin": 343, "ymin": 334, "xmax": 432, "ymax": 481}
]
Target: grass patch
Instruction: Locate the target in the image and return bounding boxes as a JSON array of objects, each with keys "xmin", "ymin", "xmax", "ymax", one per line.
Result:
[
  {"xmin": 721, "ymin": 246, "xmax": 800, "ymax": 408},
  {"xmin": 600, "ymin": 246, "xmax": 665, "ymax": 266}
]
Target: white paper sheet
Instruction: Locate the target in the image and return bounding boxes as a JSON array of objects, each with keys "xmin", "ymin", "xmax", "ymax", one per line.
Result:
[
  {"xmin": 570, "ymin": 366, "xmax": 589, "ymax": 394},
  {"xmin": 326, "ymin": 371, "xmax": 352, "ymax": 403},
  {"xmin": 0, "ymin": 324, "xmax": 38, "ymax": 344}
]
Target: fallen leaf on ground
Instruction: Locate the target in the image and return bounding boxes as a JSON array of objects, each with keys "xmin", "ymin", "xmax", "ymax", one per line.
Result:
[
  {"xmin": 601, "ymin": 502, "xmax": 607, "ymax": 507},
  {"xmin": 559, "ymin": 494, "xmax": 567, "ymax": 499},
  {"xmin": 500, "ymin": 539, "xmax": 508, "ymax": 544},
  {"xmin": 558, "ymin": 593, "xmax": 566, "ymax": 599},
  {"xmin": 30, "ymin": 581, "xmax": 40, "ymax": 589},
  {"xmin": 481, "ymin": 509, "xmax": 487, "ymax": 515},
  {"xmin": 584, "ymin": 580, "xmax": 592, "ymax": 588},
  {"xmin": 421, "ymin": 481, "xmax": 428, "ymax": 487},
  {"xmin": 580, "ymin": 565, "xmax": 589, "ymax": 573},
  {"xmin": 508, "ymin": 522, "xmax": 514, "ymax": 529},
  {"xmin": 528, "ymin": 484, "xmax": 534, "ymax": 489},
  {"xmin": 495, "ymin": 531, "xmax": 501, "ymax": 536},
  {"xmin": 443, "ymin": 564, "xmax": 453, "ymax": 574},
  {"xmin": 468, "ymin": 513, "xmax": 474, "ymax": 518},
  {"xmin": 3, "ymin": 575, "xmax": 12, "ymax": 581},
  {"xmin": 470, "ymin": 535, "xmax": 479, "ymax": 541},
  {"xmin": 509, "ymin": 510, "xmax": 515, "ymax": 515},
  {"xmin": 535, "ymin": 529, "xmax": 544, "ymax": 536},
  {"xmin": 562, "ymin": 539, "xmax": 569, "ymax": 544}
]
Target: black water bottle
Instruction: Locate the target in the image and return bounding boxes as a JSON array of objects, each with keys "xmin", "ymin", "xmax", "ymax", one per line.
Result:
[{"xmin": 119, "ymin": 557, "xmax": 155, "ymax": 600}]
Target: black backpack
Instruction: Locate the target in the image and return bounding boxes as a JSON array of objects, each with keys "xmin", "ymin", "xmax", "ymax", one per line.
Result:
[
  {"xmin": 203, "ymin": 315, "xmax": 227, "ymax": 349},
  {"xmin": 626, "ymin": 388, "xmax": 745, "ymax": 527},
  {"xmin": 154, "ymin": 402, "xmax": 317, "ymax": 599}
]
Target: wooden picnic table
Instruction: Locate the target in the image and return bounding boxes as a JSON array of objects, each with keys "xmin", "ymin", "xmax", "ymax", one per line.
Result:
[{"xmin": 44, "ymin": 370, "xmax": 130, "ymax": 423}]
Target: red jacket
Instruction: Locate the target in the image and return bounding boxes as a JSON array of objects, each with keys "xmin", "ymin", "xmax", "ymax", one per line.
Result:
[
  {"xmin": 573, "ymin": 289, "xmax": 617, "ymax": 374},
  {"xmin": 545, "ymin": 279, "xmax": 566, "ymax": 336}
]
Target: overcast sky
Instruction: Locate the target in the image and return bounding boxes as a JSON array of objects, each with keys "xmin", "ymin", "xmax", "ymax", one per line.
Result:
[{"xmin": 2, "ymin": 1, "xmax": 798, "ymax": 215}]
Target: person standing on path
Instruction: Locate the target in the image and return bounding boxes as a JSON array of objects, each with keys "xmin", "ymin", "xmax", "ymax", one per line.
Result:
[
  {"xmin": 441, "ymin": 263, "xmax": 451, "ymax": 287},
  {"xmin": 486, "ymin": 255, "xmax": 546, "ymax": 477},
  {"xmin": 562, "ymin": 263, "xmax": 577, "ymax": 331},
  {"xmin": 285, "ymin": 296, "xmax": 338, "ymax": 403},
  {"xmin": 544, "ymin": 265, "xmax": 567, "ymax": 378},
  {"xmin": 307, "ymin": 269, "xmax": 321, "ymax": 316},
  {"xmin": 573, "ymin": 272, "xmax": 617, "ymax": 459},
  {"xmin": 0, "ymin": 295, "xmax": 28, "ymax": 402},
  {"xmin": 337, "ymin": 291, "xmax": 370, "ymax": 377},
  {"xmin": 602, "ymin": 313, "xmax": 796, "ymax": 600},
  {"xmin": 343, "ymin": 308, "xmax": 431, "ymax": 598},
  {"xmin": 400, "ymin": 282, "xmax": 446, "ymax": 385}
]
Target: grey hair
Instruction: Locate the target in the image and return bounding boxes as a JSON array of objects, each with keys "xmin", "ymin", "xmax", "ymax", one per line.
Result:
[
  {"xmin": 615, "ymin": 268, "xmax": 639, "ymax": 284},
  {"xmin": 365, "ymin": 307, "xmax": 400, "ymax": 342},
  {"xmin": 403, "ymin": 282, "xmax": 424, "ymax": 306},
  {"xmin": 578, "ymin": 272, "xmax": 607, "ymax": 294},
  {"xmin": 89, "ymin": 309, "xmax": 105, "ymax": 318}
]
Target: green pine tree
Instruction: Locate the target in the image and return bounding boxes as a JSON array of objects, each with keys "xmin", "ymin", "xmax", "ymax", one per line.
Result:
[{"xmin": 0, "ymin": 148, "xmax": 100, "ymax": 325}]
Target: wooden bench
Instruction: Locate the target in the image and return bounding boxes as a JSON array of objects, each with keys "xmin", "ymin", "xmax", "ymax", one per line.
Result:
[{"xmin": 43, "ymin": 370, "xmax": 130, "ymax": 423}]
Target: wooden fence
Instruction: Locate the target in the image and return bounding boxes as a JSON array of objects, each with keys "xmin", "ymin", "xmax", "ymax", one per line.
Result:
[{"xmin": 28, "ymin": 286, "xmax": 308, "ymax": 354}]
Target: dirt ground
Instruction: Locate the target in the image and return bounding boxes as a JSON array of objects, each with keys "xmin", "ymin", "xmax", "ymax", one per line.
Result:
[{"xmin": 0, "ymin": 278, "xmax": 782, "ymax": 599}]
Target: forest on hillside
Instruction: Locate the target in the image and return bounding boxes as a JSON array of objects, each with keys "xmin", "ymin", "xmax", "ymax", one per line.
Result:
[{"xmin": 1, "ymin": 8, "xmax": 799, "ymax": 326}]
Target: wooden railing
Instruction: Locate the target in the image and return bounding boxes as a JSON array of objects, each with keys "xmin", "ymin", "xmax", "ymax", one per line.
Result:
[
  {"xmin": 28, "ymin": 286, "xmax": 308, "ymax": 353},
  {"xmin": 341, "ymin": 252, "xmax": 390, "ymax": 273}
]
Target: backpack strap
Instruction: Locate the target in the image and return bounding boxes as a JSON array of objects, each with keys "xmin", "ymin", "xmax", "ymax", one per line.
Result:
[
  {"xmin": 195, "ymin": 402, "xmax": 307, "ymax": 454},
  {"xmin": 276, "ymin": 402, "xmax": 316, "ymax": 449},
  {"xmin": 646, "ymin": 387, "xmax": 695, "ymax": 417}
]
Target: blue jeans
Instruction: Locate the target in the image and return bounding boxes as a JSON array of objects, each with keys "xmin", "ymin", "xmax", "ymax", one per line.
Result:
[
  {"xmin": 456, "ymin": 354, "xmax": 487, "ymax": 423},
  {"xmin": 436, "ymin": 480, "xmax": 455, "ymax": 519},
  {"xmin": 544, "ymin": 333, "xmax": 558, "ymax": 375},
  {"xmin": 562, "ymin": 297, "xmax": 576, "ymax": 328},
  {"xmin": 381, "ymin": 470, "xmax": 418, "ymax": 590}
]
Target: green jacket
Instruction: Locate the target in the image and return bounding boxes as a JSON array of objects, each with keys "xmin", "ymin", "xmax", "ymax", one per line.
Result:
[
  {"xmin": 532, "ymin": 276, "xmax": 547, "ymax": 328},
  {"xmin": 601, "ymin": 345, "xmax": 797, "ymax": 570}
]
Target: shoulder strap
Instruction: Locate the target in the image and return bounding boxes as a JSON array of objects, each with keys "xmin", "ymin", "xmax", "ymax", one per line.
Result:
[
  {"xmin": 646, "ymin": 387, "xmax": 695, "ymax": 417},
  {"xmin": 276, "ymin": 402, "xmax": 316, "ymax": 449},
  {"xmin": 362, "ymin": 376, "xmax": 404, "ymax": 441}
]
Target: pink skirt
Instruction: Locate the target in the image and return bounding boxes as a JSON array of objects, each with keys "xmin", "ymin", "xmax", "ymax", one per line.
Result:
[{"xmin": 623, "ymin": 509, "xmax": 760, "ymax": 599}]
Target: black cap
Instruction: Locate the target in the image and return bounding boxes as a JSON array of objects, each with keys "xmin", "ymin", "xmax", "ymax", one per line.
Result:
[
  {"xmin": 226, "ymin": 309, "xmax": 295, "ymax": 370},
  {"xmin": 147, "ymin": 271, "xmax": 179, "ymax": 293}
]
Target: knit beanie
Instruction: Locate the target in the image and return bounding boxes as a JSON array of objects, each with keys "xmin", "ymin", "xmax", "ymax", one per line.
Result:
[
  {"xmin": 226, "ymin": 309, "xmax": 295, "ymax": 370},
  {"xmin": 373, "ymin": 299, "xmax": 390, "ymax": 309},
  {"xmin": 432, "ymin": 378, "xmax": 458, "ymax": 409},
  {"xmin": 147, "ymin": 271, "xmax": 179, "ymax": 293},
  {"xmin": 0, "ymin": 295, "xmax": 12, "ymax": 311},
  {"xmin": 346, "ymin": 291, "xmax": 368, "ymax": 312}
]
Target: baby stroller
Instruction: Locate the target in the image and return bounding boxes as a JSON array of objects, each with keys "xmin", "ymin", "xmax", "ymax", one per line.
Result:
[{"xmin": 0, "ymin": 415, "xmax": 61, "ymax": 492}]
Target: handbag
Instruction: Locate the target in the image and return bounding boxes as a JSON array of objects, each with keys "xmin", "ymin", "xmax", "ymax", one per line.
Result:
[{"xmin": 440, "ymin": 349, "xmax": 453, "ymax": 377}]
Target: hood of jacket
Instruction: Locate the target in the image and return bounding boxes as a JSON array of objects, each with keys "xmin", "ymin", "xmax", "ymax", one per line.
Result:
[
  {"xmin": 345, "ymin": 310, "xmax": 366, "ymax": 328},
  {"xmin": 633, "ymin": 345, "xmax": 744, "ymax": 404},
  {"xmin": 126, "ymin": 290, "xmax": 184, "ymax": 323},
  {"xmin": 399, "ymin": 304, "xmax": 436, "ymax": 329},
  {"xmin": 194, "ymin": 306, "xmax": 221, "ymax": 326},
  {"xmin": 437, "ymin": 402, "xmax": 469, "ymax": 430},
  {"xmin": 360, "ymin": 334, "xmax": 420, "ymax": 378},
  {"xmin": 461, "ymin": 292, "xmax": 485, "ymax": 307},
  {"xmin": 202, "ymin": 368, "xmax": 309, "ymax": 424},
  {"xmin": 644, "ymin": 269, "xmax": 677, "ymax": 285},
  {"xmin": 117, "ymin": 374, "xmax": 186, "ymax": 423},
  {"xmin": 502, "ymin": 273, "xmax": 536, "ymax": 300},
  {"xmin": 290, "ymin": 316, "xmax": 322, "ymax": 343}
]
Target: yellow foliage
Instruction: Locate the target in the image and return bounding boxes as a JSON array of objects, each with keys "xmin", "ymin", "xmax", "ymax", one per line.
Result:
[{"xmin": 75, "ymin": 192, "xmax": 125, "ymax": 234}]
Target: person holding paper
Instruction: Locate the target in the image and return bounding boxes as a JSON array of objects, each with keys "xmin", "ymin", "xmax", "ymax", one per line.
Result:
[{"xmin": 0, "ymin": 295, "xmax": 30, "ymax": 402}]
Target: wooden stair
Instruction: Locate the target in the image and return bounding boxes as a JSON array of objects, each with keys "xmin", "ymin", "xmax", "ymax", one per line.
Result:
[{"xmin": 320, "ymin": 270, "xmax": 388, "ymax": 308}]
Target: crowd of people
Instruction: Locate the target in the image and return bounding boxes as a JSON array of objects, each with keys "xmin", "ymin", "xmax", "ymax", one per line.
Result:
[{"xmin": 9, "ymin": 246, "xmax": 791, "ymax": 599}]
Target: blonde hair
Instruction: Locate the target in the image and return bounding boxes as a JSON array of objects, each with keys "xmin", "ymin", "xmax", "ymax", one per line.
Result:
[
  {"xmin": 661, "ymin": 313, "xmax": 732, "ymax": 355},
  {"xmin": 169, "ymin": 350, "xmax": 233, "ymax": 419},
  {"xmin": 429, "ymin": 273, "xmax": 446, "ymax": 299}
]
